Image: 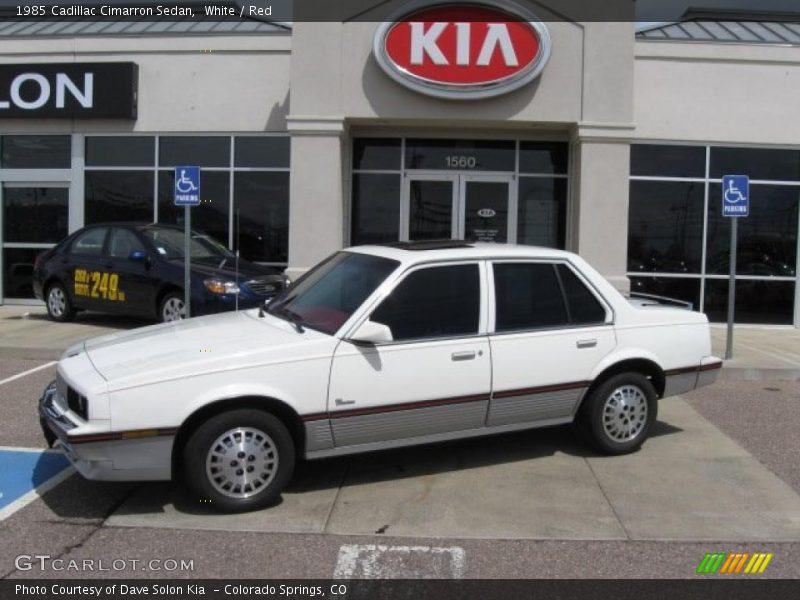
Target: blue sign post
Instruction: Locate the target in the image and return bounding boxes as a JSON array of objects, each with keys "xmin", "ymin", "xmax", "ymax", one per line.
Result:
[
  {"xmin": 174, "ymin": 166, "xmax": 201, "ymax": 318},
  {"xmin": 721, "ymin": 175, "xmax": 749, "ymax": 360}
]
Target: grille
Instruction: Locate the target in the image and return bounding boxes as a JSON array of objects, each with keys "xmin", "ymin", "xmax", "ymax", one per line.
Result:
[
  {"xmin": 246, "ymin": 279, "xmax": 283, "ymax": 297},
  {"xmin": 66, "ymin": 385, "xmax": 88, "ymax": 420}
]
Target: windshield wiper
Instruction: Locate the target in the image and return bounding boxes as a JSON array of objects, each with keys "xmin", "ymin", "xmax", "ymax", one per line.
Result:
[{"xmin": 270, "ymin": 305, "xmax": 306, "ymax": 333}]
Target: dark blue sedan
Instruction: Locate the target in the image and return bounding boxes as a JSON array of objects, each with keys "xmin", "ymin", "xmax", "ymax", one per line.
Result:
[{"xmin": 33, "ymin": 223, "xmax": 288, "ymax": 323}]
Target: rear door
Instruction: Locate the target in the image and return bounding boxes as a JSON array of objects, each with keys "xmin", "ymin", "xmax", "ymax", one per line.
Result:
[
  {"xmin": 66, "ymin": 227, "xmax": 110, "ymax": 311},
  {"xmin": 103, "ymin": 227, "xmax": 157, "ymax": 316},
  {"xmin": 486, "ymin": 261, "xmax": 616, "ymax": 426}
]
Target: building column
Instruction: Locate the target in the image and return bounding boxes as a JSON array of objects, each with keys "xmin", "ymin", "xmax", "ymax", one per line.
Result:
[
  {"xmin": 285, "ymin": 116, "xmax": 347, "ymax": 280},
  {"xmin": 570, "ymin": 124, "xmax": 634, "ymax": 292}
]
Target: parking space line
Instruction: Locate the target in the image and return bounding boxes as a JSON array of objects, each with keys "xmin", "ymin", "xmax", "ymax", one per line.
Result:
[
  {"xmin": 0, "ymin": 361, "xmax": 57, "ymax": 387},
  {"xmin": 333, "ymin": 544, "xmax": 466, "ymax": 579}
]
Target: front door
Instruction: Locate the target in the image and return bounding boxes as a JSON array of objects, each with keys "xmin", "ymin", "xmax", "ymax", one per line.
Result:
[
  {"xmin": 327, "ymin": 261, "xmax": 491, "ymax": 448},
  {"xmin": 402, "ymin": 173, "xmax": 516, "ymax": 243}
]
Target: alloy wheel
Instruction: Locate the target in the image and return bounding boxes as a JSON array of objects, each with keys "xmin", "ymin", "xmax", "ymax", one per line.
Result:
[
  {"xmin": 205, "ymin": 427, "xmax": 279, "ymax": 499},
  {"xmin": 602, "ymin": 384, "xmax": 648, "ymax": 442}
]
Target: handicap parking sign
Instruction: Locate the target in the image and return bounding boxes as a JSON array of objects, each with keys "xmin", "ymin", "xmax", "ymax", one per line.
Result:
[
  {"xmin": 722, "ymin": 175, "xmax": 749, "ymax": 217},
  {"xmin": 174, "ymin": 166, "xmax": 200, "ymax": 206}
]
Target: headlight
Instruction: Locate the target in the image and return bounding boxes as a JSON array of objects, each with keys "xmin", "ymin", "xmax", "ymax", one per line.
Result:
[{"xmin": 204, "ymin": 278, "xmax": 240, "ymax": 295}]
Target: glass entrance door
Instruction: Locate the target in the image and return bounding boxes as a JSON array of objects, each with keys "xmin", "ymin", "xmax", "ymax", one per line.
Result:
[{"xmin": 402, "ymin": 173, "xmax": 515, "ymax": 243}]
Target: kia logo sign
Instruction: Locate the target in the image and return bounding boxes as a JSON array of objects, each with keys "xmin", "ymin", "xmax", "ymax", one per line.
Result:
[
  {"xmin": 477, "ymin": 208, "xmax": 496, "ymax": 218},
  {"xmin": 374, "ymin": 0, "xmax": 551, "ymax": 100}
]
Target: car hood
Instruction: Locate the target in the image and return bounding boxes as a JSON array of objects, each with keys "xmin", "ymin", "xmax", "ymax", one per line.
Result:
[
  {"xmin": 81, "ymin": 309, "xmax": 331, "ymax": 390},
  {"xmin": 177, "ymin": 259, "xmax": 282, "ymax": 282}
]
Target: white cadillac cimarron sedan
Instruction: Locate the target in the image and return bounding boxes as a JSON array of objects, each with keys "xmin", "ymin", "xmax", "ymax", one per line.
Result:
[{"xmin": 40, "ymin": 242, "xmax": 722, "ymax": 512}]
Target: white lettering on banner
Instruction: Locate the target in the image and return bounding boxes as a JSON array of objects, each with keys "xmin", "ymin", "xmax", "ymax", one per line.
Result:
[
  {"xmin": 410, "ymin": 22, "xmax": 449, "ymax": 65},
  {"xmin": 10, "ymin": 73, "xmax": 50, "ymax": 109},
  {"xmin": 477, "ymin": 24, "xmax": 518, "ymax": 66},
  {"xmin": 56, "ymin": 73, "xmax": 93, "ymax": 108},
  {"xmin": 0, "ymin": 72, "xmax": 94, "ymax": 111}
]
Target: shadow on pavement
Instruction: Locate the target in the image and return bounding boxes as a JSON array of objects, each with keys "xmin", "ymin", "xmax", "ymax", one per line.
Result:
[{"xmin": 100, "ymin": 419, "xmax": 683, "ymax": 518}]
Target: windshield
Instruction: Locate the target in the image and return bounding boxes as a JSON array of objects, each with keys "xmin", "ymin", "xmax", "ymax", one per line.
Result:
[
  {"xmin": 141, "ymin": 227, "xmax": 234, "ymax": 261},
  {"xmin": 267, "ymin": 251, "xmax": 399, "ymax": 335}
]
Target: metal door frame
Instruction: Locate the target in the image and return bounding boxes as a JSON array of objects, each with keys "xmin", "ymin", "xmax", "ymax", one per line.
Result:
[{"xmin": 401, "ymin": 170, "xmax": 516, "ymax": 242}]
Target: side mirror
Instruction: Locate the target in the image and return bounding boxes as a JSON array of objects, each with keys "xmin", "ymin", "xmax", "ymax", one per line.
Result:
[
  {"xmin": 349, "ymin": 319, "xmax": 393, "ymax": 345},
  {"xmin": 129, "ymin": 250, "xmax": 148, "ymax": 262}
]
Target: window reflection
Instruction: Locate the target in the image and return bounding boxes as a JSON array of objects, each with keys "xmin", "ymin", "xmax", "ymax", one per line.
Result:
[
  {"xmin": 706, "ymin": 184, "xmax": 798, "ymax": 277},
  {"xmin": 628, "ymin": 180, "xmax": 704, "ymax": 274}
]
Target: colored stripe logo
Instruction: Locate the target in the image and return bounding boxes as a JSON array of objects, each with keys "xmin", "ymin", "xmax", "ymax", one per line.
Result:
[{"xmin": 696, "ymin": 553, "xmax": 773, "ymax": 574}]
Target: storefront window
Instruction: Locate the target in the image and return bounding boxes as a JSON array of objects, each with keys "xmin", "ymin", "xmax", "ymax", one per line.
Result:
[
  {"xmin": 629, "ymin": 144, "xmax": 800, "ymax": 325},
  {"xmin": 3, "ymin": 248, "xmax": 40, "ymax": 299},
  {"xmin": 517, "ymin": 177, "xmax": 566, "ymax": 249},
  {"xmin": 85, "ymin": 171, "xmax": 154, "ymax": 224},
  {"xmin": 519, "ymin": 142, "xmax": 568, "ymax": 175},
  {"xmin": 706, "ymin": 184, "xmax": 798, "ymax": 277},
  {"xmin": 86, "ymin": 137, "xmax": 154, "ymax": 167},
  {"xmin": 631, "ymin": 144, "xmax": 706, "ymax": 178},
  {"xmin": 159, "ymin": 136, "xmax": 230, "ymax": 168},
  {"xmin": 704, "ymin": 279, "xmax": 795, "ymax": 325},
  {"xmin": 353, "ymin": 139, "xmax": 401, "ymax": 171},
  {"xmin": 405, "ymin": 139, "xmax": 515, "ymax": 171},
  {"xmin": 234, "ymin": 172, "xmax": 289, "ymax": 263},
  {"xmin": 351, "ymin": 173, "xmax": 401, "ymax": 246},
  {"xmin": 628, "ymin": 180, "xmax": 705, "ymax": 274},
  {"xmin": 3, "ymin": 186, "xmax": 68, "ymax": 243},
  {"xmin": 710, "ymin": 147, "xmax": 800, "ymax": 182},
  {"xmin": 235, "ymin": 137, "xmax": 290, "ymax": 169},
  {"xmin": 1, "ymin": 135, "xmax": 71, "ymax": 169}
]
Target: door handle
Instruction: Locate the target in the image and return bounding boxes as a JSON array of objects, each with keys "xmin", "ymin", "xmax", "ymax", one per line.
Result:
[
  {"xmin": 451, "ymin": 351, "xmax": 477, "ymax": 361},
  {"xmin": 576, "ymin": 339, "xmax": 598, "ymax": 349},
  {"xmin": 335, "ymin": 398, "xmax": 355, "ymax": 406}
]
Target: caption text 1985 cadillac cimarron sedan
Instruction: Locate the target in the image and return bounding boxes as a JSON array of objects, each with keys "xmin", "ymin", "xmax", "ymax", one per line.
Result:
[{"xmin": 40, "ymin": 242, "xmax": 721, "ymax": 512}]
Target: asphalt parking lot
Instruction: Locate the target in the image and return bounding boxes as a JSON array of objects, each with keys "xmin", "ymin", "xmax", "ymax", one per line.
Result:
[{"xmin": 1, "ymin": 347, "xmax": 799, "ymax": 579}]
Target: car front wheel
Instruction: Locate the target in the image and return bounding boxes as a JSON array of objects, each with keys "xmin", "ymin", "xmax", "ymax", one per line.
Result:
[
  {"xmin": 159, "ymin": 291, "xmax": 185, "ymax": 323},
  {"xmin": 183, "ymin": 409, "xmax": 295, "ymax": 513},
  {"xmin": 46, "ymin": 282, "xmax": 75, "ymax": 322},
  {"xmin": 577, "ymin": 372, "xmax": 657, "ymax": 455}
]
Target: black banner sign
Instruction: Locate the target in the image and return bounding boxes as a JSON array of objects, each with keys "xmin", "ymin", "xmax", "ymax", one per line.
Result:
[{"xmin": 0, "ymin": 62, "xmax": 138, "ymax": 119}]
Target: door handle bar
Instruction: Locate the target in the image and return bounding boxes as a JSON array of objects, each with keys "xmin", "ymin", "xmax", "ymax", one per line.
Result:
[
  {"xmin": 451, "ymin": 351, "xmax": 476, "ymax": 361},
  {"xmin": 576, "ymin": 339, "xmax": 597, "ymax": 349}
]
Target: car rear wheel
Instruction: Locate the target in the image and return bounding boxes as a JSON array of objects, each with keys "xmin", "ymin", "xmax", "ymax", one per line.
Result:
[
  {"xmin": 183, "ymin": 409, "xmax": 295, "ymax": 513},
  {"xmin": 159, "ymin": 292, "xmax": 185, "ymax": 322},
  {"xmin": 576, "ymin": 372, "xmax": 657, "ymax": 455},
  {"xmin": 46, "ymin": 282, "xmax": 75, "ymax": 322}
]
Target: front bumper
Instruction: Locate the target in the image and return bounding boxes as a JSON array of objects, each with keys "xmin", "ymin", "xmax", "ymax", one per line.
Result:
[{"xmin": 39, "ymin": 381, "xmax": 172, "ymax": 481}]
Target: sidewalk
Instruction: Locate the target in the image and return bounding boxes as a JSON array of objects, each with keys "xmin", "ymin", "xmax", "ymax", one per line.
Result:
[{"xmin": 0, "ymin": 305, "xmax": 798, "ymax": 380}]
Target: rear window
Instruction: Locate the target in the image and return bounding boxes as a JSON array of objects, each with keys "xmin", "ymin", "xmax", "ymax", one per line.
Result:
[
  {"xmin": 69, "ymin": 227, "xmax": 108, "ymax": 256},
  {"xmin": 556, "ymin": 264, "xmax": 607, "ymax": 325}
]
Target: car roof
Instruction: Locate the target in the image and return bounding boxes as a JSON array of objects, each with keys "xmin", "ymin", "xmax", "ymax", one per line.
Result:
[{"xmin": 347, "ymin": 241, "xmax": 576, "ymax": 265}]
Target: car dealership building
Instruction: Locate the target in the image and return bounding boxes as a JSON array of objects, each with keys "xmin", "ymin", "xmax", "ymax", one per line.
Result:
[{"xmin": 1, "ymin": 1, "xmax": 799, "ymax": 325}]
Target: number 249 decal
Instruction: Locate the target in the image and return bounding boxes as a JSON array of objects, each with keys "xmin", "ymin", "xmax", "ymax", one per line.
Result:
[{"xmin": 74, "ymin": 269, "xmax": 126, "ymax": 302}]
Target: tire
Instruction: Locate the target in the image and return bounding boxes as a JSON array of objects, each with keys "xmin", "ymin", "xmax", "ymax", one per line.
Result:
[
  {"xmin": 576, "ymin": 372, "xmax": 657, "ymax": 455},
  {"xmin": 45, "ymin": 281, "xmax": 76, "ymax": 322},
  {"xmin": 159, "ymin": 291, "xmax": 185, "ymax": 323},
  {"xmin": 183, "ymin": 409, "xmax": 295, "ymax": 513}
]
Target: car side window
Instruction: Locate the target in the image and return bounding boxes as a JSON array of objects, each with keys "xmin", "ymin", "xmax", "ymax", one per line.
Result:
[
  {"xmin": 69, "ymin": 227, "xmax": 108, "ymax": 256},
  {"xmin": 371, "ymin": 264, "xmax": 480, "ymax": 342},
  {"xmin": 108, "ymin": 228, "xmax": 146, "ymax": 259},
  {"xmin": 493, "ymin": 263, "xmax": 568, "ymax": 331},
  {"xmin": 556, "ymin": 264, "xmax": 607, "ymax": 325}
]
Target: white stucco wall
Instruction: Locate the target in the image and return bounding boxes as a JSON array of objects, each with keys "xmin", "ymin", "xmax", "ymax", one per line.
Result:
[{"xmin": 634, "ymin": 41, "xmax": 800, "ymax": 145}]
